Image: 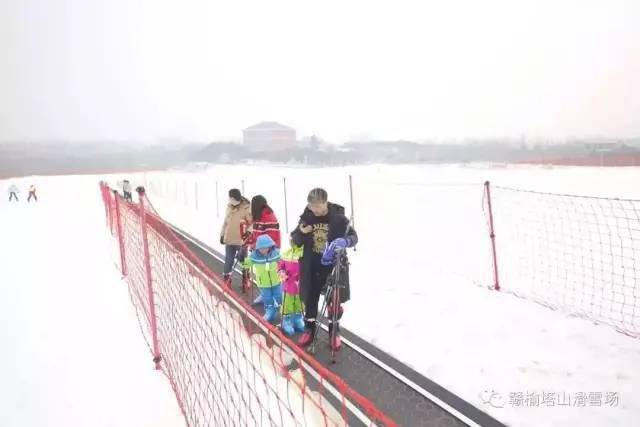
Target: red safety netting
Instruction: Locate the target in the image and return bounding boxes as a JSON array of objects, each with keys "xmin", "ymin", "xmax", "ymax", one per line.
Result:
[
  {"xmin": 484, "ymin": 184, "xmax": 640, "ymax": 338},
  {"xmin": 98, "ymin": 182, "xmax": 396, "ymax": 427}
]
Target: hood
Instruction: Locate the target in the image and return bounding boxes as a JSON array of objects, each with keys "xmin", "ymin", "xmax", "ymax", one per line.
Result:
[{"xmin": 255, "ymin": 234, "xmax": 276, "ymax": 250}]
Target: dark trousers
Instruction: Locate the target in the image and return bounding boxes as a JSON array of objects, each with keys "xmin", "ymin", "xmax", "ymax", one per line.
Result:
[
  {"xmin": 9, "ymin": 192, "xmax": 18, "ymax": 202},
  {"xmin": 303, "ymin": 265, "xmax": 332, "ymax": 325},
  {"xmin": 224, "ymin": 245, "xmax": 241, "ymax": 275},
  {"xmin": 123, "ymin": 191, "xmax": 132, "ymax": 202},
  {"xmin": 28, "ymin": 192, "xmax": 37, "ymax": 202}
]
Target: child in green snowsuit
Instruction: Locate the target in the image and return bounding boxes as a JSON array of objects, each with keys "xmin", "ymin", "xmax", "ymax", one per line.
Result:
[{"xmin": 242, "ymin": 234, "xmax": 282, "ymax": 322}]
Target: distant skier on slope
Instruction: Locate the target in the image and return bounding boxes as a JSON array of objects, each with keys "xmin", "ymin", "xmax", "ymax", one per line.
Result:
[
  {"xmin": 27, "ymin": 184, "xmax": 38, "ymax": 202},
  {"xmin": 8, "ymin": 184, "xmax": 19, "ymax": 202},
  {"xmin": 122, "ymin": 180, "xmax": 132, "ymax": 202},
  {"xmin": 291, "ymin": 188, "xmax": 357, "ymax": 351}
]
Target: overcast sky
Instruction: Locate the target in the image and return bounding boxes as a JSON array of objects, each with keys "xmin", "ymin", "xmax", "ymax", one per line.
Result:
[{"xmin": 0, "ymin": 0, "xmax": 638, "ymax": 143}]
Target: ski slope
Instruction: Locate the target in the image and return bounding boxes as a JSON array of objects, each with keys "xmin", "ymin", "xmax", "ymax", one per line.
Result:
[
  {"xmin": 0, "ymin": 176, "xmax": 183, "ymax": 427},
  {"xmin": 3, "ymin": 165, "xmax": 640, "ymax": 427},
  {"xmin": 123, "ymin": 163, "xmax": 640, "ymax": 427}
]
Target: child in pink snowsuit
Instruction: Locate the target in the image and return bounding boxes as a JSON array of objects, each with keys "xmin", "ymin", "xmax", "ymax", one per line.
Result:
[{"xmin": 277, "ymin": 245, "xmax": 306, "ymax": 335}]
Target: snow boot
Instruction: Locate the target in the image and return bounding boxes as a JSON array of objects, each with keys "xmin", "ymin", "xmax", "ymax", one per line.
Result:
[
  {"xmin": 297, "ymin": 321, "xmax": 316, "ymax": 347},
  {"xmin": 281, "ymin": 315, "xmax": 295, "ymax": 336},
  {"xmin": 292, "ymin": 313, "xmax": 306, "ymax": 333},
  {"xmin": 252, "ymin": 293, "xmax": 263, "ymax": 305},
  {"xmin": 263, "ymin": 305, "xmax": 277, "ymax": 322}
]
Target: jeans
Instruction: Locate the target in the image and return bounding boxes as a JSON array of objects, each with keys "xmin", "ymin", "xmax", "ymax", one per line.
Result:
[{"xmin": 224, "ymin": 245, "xmax": 241, "ymax": 275}]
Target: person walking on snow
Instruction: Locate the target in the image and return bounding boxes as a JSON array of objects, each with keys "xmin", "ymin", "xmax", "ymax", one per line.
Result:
[
  {"xmin": 291, "ymin": 188, "xmax": 358, "ymax": 351},
  {"xmin": 242, "ymin": 234, "xmax": 283, "ymax": 322},
  {"xmin": 219, "ymin": 188, "xmax": 251, "ymax": 283},
  {"xmin": 277, "ymin": 243, "xmax": 306, "ymax": 335},
  {"xmin": 8, "ymin": 184, "xmax": 19, "ymax": 202},
  {"xmin": 27, "ymin": 184, "xmax": 37, "ymax": 202}
]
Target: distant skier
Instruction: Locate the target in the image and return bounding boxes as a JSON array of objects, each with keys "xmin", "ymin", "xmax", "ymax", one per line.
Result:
[
  {"xmin": 27, "ymin": 184, "xmax": 38, "ymax": 202},
  {"xmin": 291, "ymin": 188, "xmax": 358, "ymax": 351},
  {"xmin": 123, "ymin": 180, "xmax": 132, "ymax": 202},
  {"xmin": 8, "ymin": 184, "xmax": 19, "ymax": 202}
]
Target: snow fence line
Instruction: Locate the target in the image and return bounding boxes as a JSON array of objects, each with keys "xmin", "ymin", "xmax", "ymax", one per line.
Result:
[{"xmin": 99, "ymin": 182, "xmax": 398, "ymax": 427}]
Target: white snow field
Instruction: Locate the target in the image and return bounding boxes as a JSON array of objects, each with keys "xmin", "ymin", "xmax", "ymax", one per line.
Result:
[
  {"xmin": 0, "ymin": 176, "xmax": 183, "ymax": 427},
  {"xmin": 112, "ymin": 163, "xmax": 640, "ymax": 427},
  {"xmin": 2, "ymin": 165, "xmax": 639, "ymax": 427}
]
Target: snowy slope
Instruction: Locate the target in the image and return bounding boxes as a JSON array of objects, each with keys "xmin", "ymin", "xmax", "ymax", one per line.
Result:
[
  {"xmin": 132, "ymin": 164, "xmax": 640, "ymax": 427},
  {"xmin": 0, "ymin": 176, "xmax": 184, "ymax": 427}
]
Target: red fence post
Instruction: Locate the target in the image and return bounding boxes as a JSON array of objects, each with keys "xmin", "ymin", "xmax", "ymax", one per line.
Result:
[
  {"xmin": 113, "ymin": 190, "xmax": 127, "ymax": 277},
  {"xmin": 100, "ymin": 183, "xmax": 109, "ymax": 226},
  {"xmin": 137, "ymin": 187, "xmax": 162, "ymax": 369},
  {"xmin": 103, "ymin": 184, "xmax": 115, "ymax": 234},
  {"xmin": 484, "ymin": 181, "xmax": 500, "ymax": 291}
]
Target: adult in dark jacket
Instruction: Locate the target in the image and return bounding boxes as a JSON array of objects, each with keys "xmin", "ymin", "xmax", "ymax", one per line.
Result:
[{"xmin": 291, "ymin": 188, "xmax": 357, "ymax": 350}]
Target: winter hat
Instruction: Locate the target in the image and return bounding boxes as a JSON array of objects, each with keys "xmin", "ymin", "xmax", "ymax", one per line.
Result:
[
  {"xmin": 228, "ymin": 188, "xmax": 242, "ymax": 201},
  {"xmin": 255, "ymin": 234, "xmax": 276, "ymax": 250}
]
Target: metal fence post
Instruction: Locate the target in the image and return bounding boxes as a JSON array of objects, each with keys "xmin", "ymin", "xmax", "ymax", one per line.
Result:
[
  {"xmin": 348, "ymin": 175, "xmax": 356, "ymax": 227},
  {"xmin": 216, "ymin": 180, "xmax": 220, "ymax": 219},
  {"xmin": 195, "ymin": 181, "xmax": 199, "ymax": 211},
  {"xmin": 137, "ymin": 187, "xmax": 162, "ymax": 368},
  {"xmin": 283, "ymin": 177, "xmax": 289, "ymax": 234},
  {"xmin": 484, "ymin": 181, "xmax": 500, "ymax": 291}
]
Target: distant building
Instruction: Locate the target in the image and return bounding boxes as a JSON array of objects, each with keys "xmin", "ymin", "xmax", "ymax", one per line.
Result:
[
  {"xmin": 582, "ymin": 140, "xmax": 624, "ymax": 152},
  {"xmin": 243, "ymin": 122, "xmax": 297, "ymax": 151}
]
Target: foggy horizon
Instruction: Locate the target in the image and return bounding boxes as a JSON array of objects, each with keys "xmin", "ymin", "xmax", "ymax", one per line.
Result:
[{"xmin": 1, "ymin": 0, "xmax": 638, "ymax": 144}]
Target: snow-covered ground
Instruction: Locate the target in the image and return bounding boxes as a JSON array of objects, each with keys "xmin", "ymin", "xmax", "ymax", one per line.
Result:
[
  {"xmin": 0, "ymin": 176, "xmax": 183, "ymax": 427},
  {"xmin": 3, "ymin": 165, "xmax": 640, "ymax": 427},
  {"xmin": 118, "ymin": 163, "xmax": 640, "ymax": 427}
]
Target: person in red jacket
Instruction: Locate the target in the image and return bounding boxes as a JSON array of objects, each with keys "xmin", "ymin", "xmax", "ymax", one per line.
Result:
[
  {"xmin": 244, "ymin": 195, "xmax": 281, "ymax": 249},
  {"xmin": 239, "ymin": 195, "xmax": 281, "ymax": 305}
]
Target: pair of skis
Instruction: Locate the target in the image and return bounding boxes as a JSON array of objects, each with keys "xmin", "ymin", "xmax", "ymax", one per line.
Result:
[
  {"xmin": 225, "ymin": 222, "xmax": 253, "ymax": 299},
  {"xmin": 308, "ymin": 220, "xmax": 354, "ymax": 363},
  {"xmin": 308, "ymin": 247, "xmax": 348, "ymax": 364}
]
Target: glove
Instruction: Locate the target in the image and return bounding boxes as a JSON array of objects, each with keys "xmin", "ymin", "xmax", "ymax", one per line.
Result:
[
  {"xmin": 321, "ymin": 238, "xmax": 348, "ymax": 266},
  {"xmin": 220, "ymin": 236, "xmax": 225, "ymax": 245}
]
